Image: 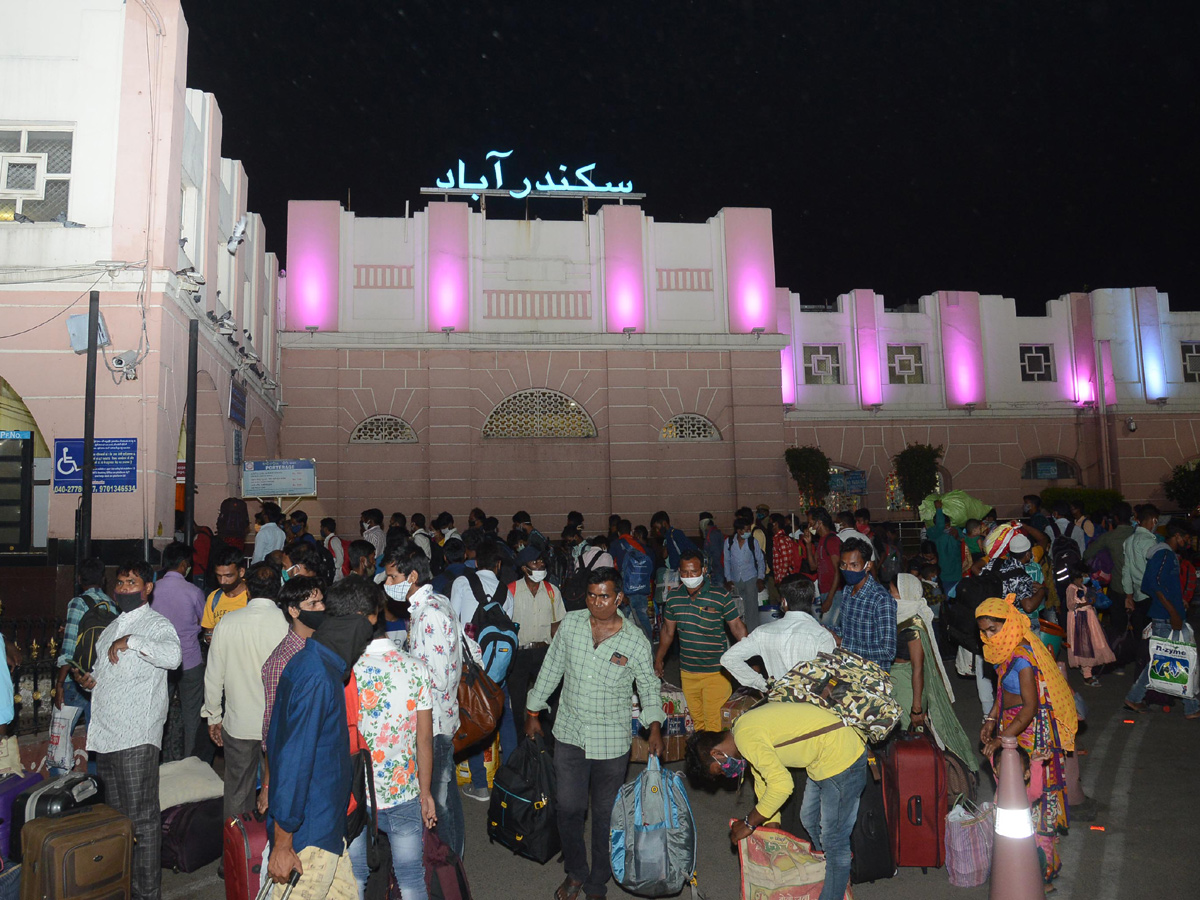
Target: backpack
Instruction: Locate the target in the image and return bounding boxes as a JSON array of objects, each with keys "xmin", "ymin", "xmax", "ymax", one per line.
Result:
[
  {"xmin": 621, "ymin": 543, "xmax": 654, "ymax": 596},
  {"xmin": 1089, "ymin": 547, "xmax": 1114, "ymax": 587},
  {"xmin": 487, "ymin": 734, "xmax": 560, "ymax": 864},
  {"xmin": 424, "ymin": 827, "xmax": 473, "ymax": 900},
  {"xmin": 428, "ymin": 539, "xmax": 447, "ymax": 577},
  {"xmin": 560, "ymin": 552, "xmax": 599, "ymax": 612},
  {"xmin": 1048, "ymin": 522, "xmax": 1082, "ymax": 595},
  {"xmin": 945, "ymin": 573, "xmax": 1004, "ymax": 655},
  {"xmin": 609, "ymin": 755, "xmax": 698, "ymax": 897},
  {"xmin": 544, "ymin": 544, "xmax": 569, "ymax": 588},
  {"xmin": 70, "ymin": 592, "xmax": 119, "ymax": 676},
  {"xmin": 464, "ymin": 572, "xmax": 518, "ymax": 684},
  {"xmin": 766, "ymin": 648, "xmax": 902, "ymax": 744}
]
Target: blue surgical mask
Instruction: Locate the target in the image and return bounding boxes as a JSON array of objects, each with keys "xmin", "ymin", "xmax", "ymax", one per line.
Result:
[
  {"xmin": 290, "ymin": 524, "xmax": 302, "ymax": 534},
  {"xmin": 716, "ymin": 753, "xmax": 746, "ymax": 779},
  {"xmin": 841, "ymin": 568, "xmax": 868, "ymax": 586}
]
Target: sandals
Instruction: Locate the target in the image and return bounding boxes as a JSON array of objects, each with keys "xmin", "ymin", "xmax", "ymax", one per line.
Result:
[
  {"xmin": 554, "ymin": 878, "xmax": 583, "ymax": 900},
  {"xmin": 1123, "ymin": 700, "xmax": 1149, "ymax": 714}
]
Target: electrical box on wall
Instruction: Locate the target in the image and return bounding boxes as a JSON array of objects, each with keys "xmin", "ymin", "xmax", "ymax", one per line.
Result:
[{"xmin": 65, "ymin": 312, "xmax": 111, "ymax": 353}]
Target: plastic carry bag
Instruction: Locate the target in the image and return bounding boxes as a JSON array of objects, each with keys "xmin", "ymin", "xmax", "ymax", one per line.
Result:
[
  {"xmin": 918, "ymin": 490, "xmax": 992, "ymax": 527},
  {"xmin": 47, "ymin": 703, "xmax": 83, "ymax": 771},
  {"xmin": 944, "ymin": 799, "xmax": 995, "ymax": 887},
  {"xmin": 736, "ymin": 825, "xmax": 853, "ymax": 900},
  {"xmin": 1147, "ymin": 626, "xmax": 1199, "ymax": 699}
]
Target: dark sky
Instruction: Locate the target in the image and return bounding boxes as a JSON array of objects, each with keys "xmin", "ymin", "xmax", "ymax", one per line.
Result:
[{"xmin": 181, "ymin": 1, "xmax": 1199, "ymax": 314}]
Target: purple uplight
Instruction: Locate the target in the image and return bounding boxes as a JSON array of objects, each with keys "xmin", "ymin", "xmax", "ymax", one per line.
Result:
[
  {"xmin": 284, "ymin": 201, "xmax": 340, "ymax": 332},
  {"xmin": 852, "ymin": 289, "xmax": 883, "ymax": 408},
  {"xmin": 776, "ymin": 288, "xmax": 796, "ymax": 405},
  {"xmin": 723, "ymin": 208, "xmax": 776, "ymax": 334},
  {"xmin": 1075, "ymin": 377, "xmax": 1094, "ymax": 404},
  {"xmin": 427, "ymin": 202, "xmax": 470, "ymax": 333},
  {"xmin": 601, "ymin": 205, "xmax": 645, "ymax": 333},
  {"xmin": 938, "ymin": 290, "xmax": 987, "ymax": 408},
  {"xmin": 780, "ymin": 345, "xmax": 796, "ymax": 405},
  {"xmin": 1068, "ymin": 292, "xmax": 1097, "ymax": 404}
]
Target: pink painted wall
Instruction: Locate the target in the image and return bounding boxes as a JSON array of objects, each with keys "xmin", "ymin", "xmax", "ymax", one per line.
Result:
[
  {"xmin": 852, "ymin": 289, "xmax": 883, "ymax": 408},
  {"xmin": 426, "ymin": 202, "xmax": 471, "ymax": 333},
  {"xmin": 723, "ymin": 208, "xmax": 776, "ymax": 334},
  {"xmin": 938, "ymin": 290, "xmax": 987, "ymax": 409},
  {"xmin": 285, "ymin": 201, "xmax": 341, "ymax": 332},
  {"xmin": 601, "ymin": 205, "xmax": 646, "ymax": 333}
]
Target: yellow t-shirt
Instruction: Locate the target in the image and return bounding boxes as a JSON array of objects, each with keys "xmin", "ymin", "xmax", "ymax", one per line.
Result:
[
  {"xmin": 732, "ymin": 702, "xmax": 866, "ymax": 820},
  {"xmin": 201, "ymin": 586, "xmax": 250, "ymax": 630}
]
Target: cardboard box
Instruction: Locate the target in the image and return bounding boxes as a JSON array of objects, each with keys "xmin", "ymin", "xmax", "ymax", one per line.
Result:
[
  {"xmin": 630, "ymin": 733, "xmax": 688, "ymax": 763},
  {"xmin": 721, "ymin": 687, "xmax": 764, "ymax": 730}
]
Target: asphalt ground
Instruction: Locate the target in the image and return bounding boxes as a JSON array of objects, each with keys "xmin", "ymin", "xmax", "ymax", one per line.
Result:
[{"xmin": 162, "ymin": 637, "xmax": 1200, "ymax": 900}]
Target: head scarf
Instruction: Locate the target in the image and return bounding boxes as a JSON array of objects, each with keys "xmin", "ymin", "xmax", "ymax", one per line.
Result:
[
  {"xmin": 896, "ymin": 573, "xmax": 954, "ymax": 701},
  {"xmin": 975, "ymin": 596, "xmax": 1077, "ymax": 750}
]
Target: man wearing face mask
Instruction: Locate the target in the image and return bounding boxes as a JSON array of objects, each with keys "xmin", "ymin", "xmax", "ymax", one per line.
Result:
[
  {"xmin": 505, "ymin": 546, "xmax": 567, "ymax": 760},
  {"xmin": 685, "ymin": 701, "xmax": 868, "ymax": 900},
  {"xmin": 203, "ymin": 563, "xmax": 289, "ymax": 822},
  {"xmin": 80, "ymin": 560, "xmax": 181, "ymax": 900},
  {"xmin": 258, "ymin": 576, "xmax": 327, "ymax": 816},
  {"xmin": 265, "ymin": 576, "xmax": 378, "ymax": 900},
  {"xmin": 833, "ymin": 537, "xmax": 896, "ymax": 671},
  {"xmin": 287, "ymin": 510, "xmax": 320, "ymax": 550},
  {"xmin": 252, "ymin": 503, "xmax": 288, "ymax": 564},
  {"xmin": 724, "ymin": 516, "xmax": 766, "ymax": 634},
  {"xmin": 359, "ymin": 508, "xmax": 386, "ymax": 560},
  {"xmin": 656, "ymin": 549, "xmax": 748, "ymax": 731},
  {"xmin": 151, "ymin": 542, "xmax": 206, "ymax": 760},
  {"xmin": 281, "ymin": 542, "xmax": 325, "ymax": 584}
]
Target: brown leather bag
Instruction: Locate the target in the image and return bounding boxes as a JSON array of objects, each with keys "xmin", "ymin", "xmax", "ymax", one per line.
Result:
[{"xmin": 454, "ymin": 646, "xmax": 504, "ymax": 753}]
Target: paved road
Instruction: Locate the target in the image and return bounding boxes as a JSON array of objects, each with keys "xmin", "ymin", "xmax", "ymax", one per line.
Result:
[{"xmin": 162, "ymin": 656, "xmax": 1197, "ymax": 900}]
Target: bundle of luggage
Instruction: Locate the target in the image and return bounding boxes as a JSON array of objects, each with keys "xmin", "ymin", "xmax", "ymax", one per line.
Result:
[{"xmin": 631, "ymin": 681, "xmax": 693, "ymax": 762}]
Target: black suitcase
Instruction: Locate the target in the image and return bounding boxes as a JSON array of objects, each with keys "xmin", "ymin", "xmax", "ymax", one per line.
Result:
[
  {"xmin": 11, "ymin": 772, "xmax": 103, "ymax": 855},
  {"xmin": 160, "ymin": 796, "xmax": 224, "ymax": 872},
  {"xmin": 850, "ymin": 760, "xmax": 894, "ymax": 884}
]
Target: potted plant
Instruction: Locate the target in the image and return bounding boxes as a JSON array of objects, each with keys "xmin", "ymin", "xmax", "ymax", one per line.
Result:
[
  {"xmin": 892, "ymin": 443, "xmax": 944, "ymax": 508},
  {"xmin": 1163, "ymin": 463, "xmax": 1200, "ymax": 514},
  {"xmin": 784, "ymin": 446, "xmax": 831, "ymax": 505}
]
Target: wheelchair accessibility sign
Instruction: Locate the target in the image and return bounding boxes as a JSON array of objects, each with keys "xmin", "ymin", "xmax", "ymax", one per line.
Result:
[{"xmin": 53, "ymin": 438, "xmax": 138, "ymax": 493}]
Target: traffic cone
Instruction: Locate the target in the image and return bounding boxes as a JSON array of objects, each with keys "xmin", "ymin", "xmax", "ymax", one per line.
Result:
[{"xmin": 989, "ymin": 736, "xmax": 1044, "ymax": 900}]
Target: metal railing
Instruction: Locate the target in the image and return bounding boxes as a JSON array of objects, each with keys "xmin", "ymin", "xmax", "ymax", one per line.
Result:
[{"xmin": 3, "ymin": 617, "xmax": 65, "ymax": 736}]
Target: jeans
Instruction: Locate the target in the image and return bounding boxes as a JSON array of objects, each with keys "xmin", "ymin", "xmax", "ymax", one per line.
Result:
[
  {"xmin": 732, "ymin": 579, "xmax": 759, "ymax": 634},
  {"xmin": 800, "ymin": 751, "xmax": 868, "ymax": 900},
  {"xmin": 348, "ymin": 798, "xmax": 427, "ymax": 900},
  {"xmin": 624, "ymin": 593, "xmax": 652, "ymax": 642},
  {"xmin": 466, "ymin": 746, "xmax": 488, "ymax": 789},
  {"xmin": 1127, "ymin": 620, "xmax": 1200, "ymax": 715},
  {"xmin": 820, "ymin": 589, "xmax": 842, "ymax": 629},
  {"xmin": 555, "ymin": 741, "xmax": 628, "ymax": 898},
  {"xmin": 432, "ymin": 733, "xmax": 465, "ymax": 858}
]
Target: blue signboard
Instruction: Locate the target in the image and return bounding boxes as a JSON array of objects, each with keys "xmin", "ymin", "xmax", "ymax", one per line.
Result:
[
  {"xmin": 829, "ymin": 472, "xmax": 845, "ymax": 493},
  {"xmin": 52, "ymin": 438, "xmax": 138, "ymax": 494},
  {"xmin": 0, "ymin": 430, "xmax": 32, "ymax": 440},
  {"xmin": 242, "ymin": 459, "xmax": 317, "ymax": 497},
  {"xmin": 228, "ymin": 379, "xmax": 247, "ymax": 428},
  {"xmin": 844, "ymin": 471, "xmax": 868, "ymax": 495},
  {"xmin": 1036, "ymin": 460, "xmax": 1060, "ymax": 480}
]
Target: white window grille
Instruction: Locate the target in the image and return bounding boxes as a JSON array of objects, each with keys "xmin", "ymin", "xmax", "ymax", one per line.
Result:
[
  {"xmin": 482, "ymin": 389, "xmax": 596, "ymax": 439},
  {"xmin": 0, "ymin": 129, "xmax": 72, "ymax": 223},
  {"xmin": 660, "ymin": 414, "xmax": 720, "ymax": 442},
  {"xmin": 887, "ymin": 344, "xmax": 925, "ymax": 384},
  {"xmin": 802, "ymin": 345, "xmax": 842, "ymax": 385},
  {"xmin": 1182, "ymin": 342, "xmax": 1200, "ymax": 383},
  {"xmin": 349, "ymin": 415, "xmax": 418, "ymax": 444},
  {"xmin": 1019, "ymin": 345, "xmax": 1056, "ymax": 382}
]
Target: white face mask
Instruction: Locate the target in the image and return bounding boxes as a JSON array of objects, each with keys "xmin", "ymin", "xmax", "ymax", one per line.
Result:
[
  {"xmin": 680, "ymin": 575, "xmax": 705, "ymax": 590},
  {"xmin": 527, "ymin": 569, "xmax": 547, "ymax": 583},
  {"xmin": 790, "ymin": 529, "xmax": 803, "ymax": 540},
  {"xmin": 441, "ymin": 527, "xmax": 453, "ymax": 537},
  {"xmin": 383, "ymin": 582, "xmax": 411, "ymax": 603}
]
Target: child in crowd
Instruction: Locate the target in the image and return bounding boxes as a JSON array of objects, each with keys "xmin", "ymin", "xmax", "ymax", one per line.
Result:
[{"xmin": 1065, "ymin": 561, "xmax": 1115, "ymax": 686}]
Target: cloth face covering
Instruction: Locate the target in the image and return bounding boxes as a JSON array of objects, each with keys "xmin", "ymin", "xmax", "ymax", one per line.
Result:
[
  {"xmin": 114, "ymin": 591, "xmax": 146, "ymax": 613},
  {"xmin": 311, "ymin": 613, "xmax": 375, "ymax": 675}
]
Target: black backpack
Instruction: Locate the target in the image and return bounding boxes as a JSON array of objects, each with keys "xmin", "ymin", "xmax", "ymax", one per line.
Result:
[
  {"xmin": 464, "ymin": 572, "xmax": 519, "ymax": 684},
  {"xmin": 1048, "ymin": 522, "xmax": 1081, "ymax": 596},
  {"xmin": 945, "ymin": 574, "xmax": 1004, "ymax": 655},
  {"xmin": 560, "ymin": 552, "xmax": 599, "ymax": 612},
  {"xmin": 487, "ymin": 734, "xmax": 560, "ymax": 863},
  {"xmin": 71, "ymin": 592, "xmax": 119, "ymax": 676},
  {"xmin": 428, "ymin": 539, "xmax": 447, "ymax": 577}
]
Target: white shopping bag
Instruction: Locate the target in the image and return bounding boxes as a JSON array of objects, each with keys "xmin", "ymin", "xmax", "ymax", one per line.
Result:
[
  {"xmin": 48, "ymin": 704, "xmax": 83, "ymax": 770},
  {"xmin": 1147, "ymin": 626, "xmax": 1199, "ymax": 699}
]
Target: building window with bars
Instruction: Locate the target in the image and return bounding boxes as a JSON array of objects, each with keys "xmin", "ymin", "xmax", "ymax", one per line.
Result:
[
  {"xmin": 0, "ymin": 129, "xmax": 72, "ymax": 223},
  {"xmin": 1021, "ymin": 457, "xmax": 1078, "ymax": 480},
  {"xmin": 482, "ymin": 389, "xmax": 597, "ymax": 439},
  {"xmin": 349, "ymin": 415, "xmax": 418, "ymax": 443},
  {"xmin": 1019, "ymin": 344, "xmax": 1056, "ymax": 382},
  {"xmin": 1182, "ymin": 342, "xmax": 1200, "ymax": 383},
  {"xmin": 660, "ymin": 414, "xmax": 720, "ymax": 442},
  {"xmin": 887, "ymin": 344, "xmax": 925, "ymax": 384},
  {"xmin": 802, "ymin": 345, "xmax": 842, "ymax": 385}
]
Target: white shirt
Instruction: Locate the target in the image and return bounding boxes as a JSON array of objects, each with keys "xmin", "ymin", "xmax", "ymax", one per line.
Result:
[
  {"xmin": 836, "ymin": 527, "xmax": 860, "ymax": 546},
  {"xmin": 510, "ymin": 579, "xmax": 567, "ymax": 646},
  {"xmin": 203, "ymin": 597, "xmax": 289, "ymax": 741},
  {"xmin": 449, "ymin": 569, "xmax": 513, "ymax": 628},
  {"xmin": 87, "ymin": 603, "xmax": 182, "ymax": 754},
  {"xmin": 363, "ymin": 525, "xmax": 387, "ymax": 560},
  {"xmin": 324, "ymin": 533, "xmax": 346, "ymax": 581},
  {"xmin": 720, "ymin": 610, "xmax": 836, "ymax": 693},
  {"xmin": 405, "ymin": 585, "xmax": 465, "ymax": 738},
  {"xmin": 251, "ymin": 522, "xmax": 286, "ymax": 563}
]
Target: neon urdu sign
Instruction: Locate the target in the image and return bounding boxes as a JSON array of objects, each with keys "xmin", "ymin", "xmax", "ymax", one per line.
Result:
[{"xmin": 428, "ymin": 150, "xmax": 637, "ymax": 200}]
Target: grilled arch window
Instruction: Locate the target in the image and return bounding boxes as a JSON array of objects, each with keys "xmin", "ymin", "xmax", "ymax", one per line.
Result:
[
  {"xmin": 349, "ymin": 415, "xmax": 417, "ymax": 443},
  {"xmin": 482, "ymin": 389, "xmax": 596, "ymax": 439},
  {"xmin": 659, "ymin": 414, "xmax": 720, "ymax": 442}
]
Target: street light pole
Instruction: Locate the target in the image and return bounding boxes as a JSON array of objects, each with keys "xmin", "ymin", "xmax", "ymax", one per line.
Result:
[{"xmin": 79, "ymin": 290, "xmax": 99, "ymax": 562}]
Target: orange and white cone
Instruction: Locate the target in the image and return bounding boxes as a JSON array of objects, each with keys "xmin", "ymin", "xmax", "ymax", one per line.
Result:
[{"xmin": 989, "ymin": 736, "xmax": 1044, "ymax": 900}]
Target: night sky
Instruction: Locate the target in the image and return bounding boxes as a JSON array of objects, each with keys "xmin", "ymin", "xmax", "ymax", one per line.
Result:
[{"xmin": 181, "ymin": 1, "xmax": 1199, "ymax": 314}]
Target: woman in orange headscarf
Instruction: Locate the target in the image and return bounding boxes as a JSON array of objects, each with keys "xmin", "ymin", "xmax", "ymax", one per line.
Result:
[{"xmin": 976, "ymin": 596, "xmax": 1078, "ymax": 885}]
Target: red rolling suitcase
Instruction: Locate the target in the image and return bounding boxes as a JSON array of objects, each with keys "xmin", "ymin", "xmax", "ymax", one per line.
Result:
[
  {"xmin": 882, "ymin": 729, "xmax": 947, "ymax": 870},
  {"xmin": 224, "ymin": 811, "xmax": 269, "ymax": 900}
]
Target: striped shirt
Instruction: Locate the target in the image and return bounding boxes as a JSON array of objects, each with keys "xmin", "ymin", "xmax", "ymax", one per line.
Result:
[{"xmin": 663, "ymin": 584, "xmax": 741, "ymax": 673}]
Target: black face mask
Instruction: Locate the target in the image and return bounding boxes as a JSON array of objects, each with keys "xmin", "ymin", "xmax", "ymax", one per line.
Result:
[
  {"xmin": 295, "ymin": 608, "xmax": 326, "ymax": 631},
  {"xmin": 114, "ymin": 591, "xmax": 147, "ymax": 613},
  {"xmin": 311, "ymin": 614, "xmax": 374, "ymax": 676}
]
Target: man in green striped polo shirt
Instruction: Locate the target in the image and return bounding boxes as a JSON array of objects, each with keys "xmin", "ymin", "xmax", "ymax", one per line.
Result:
[{"xmin": 654, "ymin": 549, "xmax": 748, "ymax": 731}]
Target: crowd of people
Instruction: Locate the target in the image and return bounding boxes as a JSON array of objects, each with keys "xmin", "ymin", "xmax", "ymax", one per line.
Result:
[{"xmin": 43, "ymin": 493, "xmax": 1198, "ymax": 900}]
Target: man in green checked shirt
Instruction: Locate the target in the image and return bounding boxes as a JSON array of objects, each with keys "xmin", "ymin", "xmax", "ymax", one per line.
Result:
[{"xmin": 526, "ymin": 566, "xmax": 664, "ymax": 900}]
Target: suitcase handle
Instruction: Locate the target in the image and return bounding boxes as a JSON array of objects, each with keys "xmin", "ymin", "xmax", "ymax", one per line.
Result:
[
  {"xmin": 255, "ymin": 869, "xmax": 300, "ymax": 900},
  {"xmin": 907, "ymin": 795, "xmax": 922, "ymax": 826}
]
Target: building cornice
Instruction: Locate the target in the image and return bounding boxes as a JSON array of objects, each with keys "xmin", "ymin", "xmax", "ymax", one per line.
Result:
[{"xmin": 276, "ymin": 330, "xmax": 791, "ymax": 352}]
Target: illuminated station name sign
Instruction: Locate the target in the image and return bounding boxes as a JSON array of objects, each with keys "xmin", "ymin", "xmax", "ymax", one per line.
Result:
[{"xmin": 423, "ymin": 150, "xmax": 641, "ymax": 200}]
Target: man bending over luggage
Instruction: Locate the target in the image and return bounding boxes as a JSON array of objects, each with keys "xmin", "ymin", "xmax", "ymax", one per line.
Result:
[
  {"xmin": 685, "ymin": 702, "xmax": 868, "ymax": 900},
  {"xmin": 265, "ymin": 576, "xmax": 378, "ymax": 899},
  {"xmin": 526, "ymin": 566, "xmax": 664, "ymax": 900},
  {"xmin": 81, "ymin": 559, "xmax": 182, "ymax": 900}
]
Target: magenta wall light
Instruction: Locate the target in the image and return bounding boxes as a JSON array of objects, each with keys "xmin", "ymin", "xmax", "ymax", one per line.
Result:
[
  {"xmin": 1069, "ymin": 292, "xmax": 1097, "ymax": 403},
  {"xmin": 852, "ymin": 289, "xmax": 884, "ymax": 408},
  {"xmin": 601, "ymin": 204, "xmax": 646, "ymax": 333},
  {"xmin": 723, "ymin": 208, "xmax": 776, "ymax": 334},
  {"xmin": 776, "ymin": 288, "xmax": 796, "ymax": 405},
  {"xmin": 426, "ymin": 202, "xmax": 471, "ymax": 333},
  {"xmin": 284, "ymin": 201, "xmax": 341, "ymax": 332},
  {"xmin": 938, "ymin": 290, "xmax": 987, "ymax": 409}
]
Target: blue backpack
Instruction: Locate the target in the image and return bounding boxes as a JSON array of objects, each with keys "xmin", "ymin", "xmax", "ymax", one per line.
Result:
[
  {"xmin": 622, "ymin": 543, "xmax": 654, "ymax": 596},
  {"xmin": 465, "ymin": 572, "xmax": 518, "ymax": 684},
  {"xmin": 610, "ymin": 755, "xmax": 698, "ymax": 896}
]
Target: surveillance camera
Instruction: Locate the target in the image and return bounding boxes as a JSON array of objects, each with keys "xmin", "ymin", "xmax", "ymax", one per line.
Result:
[
  {"xmin": 218, "ymin": 322, "xmax": 236, "ymax": 336},
  {"xmin": 246, "ymin": 351, "xmax": 260, "ymax": 363},
  {"xmin": 111, "ymin": 350, "xmax": 139, "ymax": 369},
  {"xmin": 1126, "ymin": 416, "xmax": 1137, "ymax": 433}
]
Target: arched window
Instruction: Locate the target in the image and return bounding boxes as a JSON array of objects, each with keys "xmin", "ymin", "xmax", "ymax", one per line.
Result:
[
  {"xmin": 349, "ymin": 414, "xmax": 417, "ymax": 444},
  {"xmin": 1021, "ymin": 457, "xmax": 1079, "ymax": 480},
  {"xmin": 482, "ymin": 389, "xmax": 597, "ymax": 439},
  {"xmin": 659, "ymin": 413, "xmax": 720, "ymax": 442}
]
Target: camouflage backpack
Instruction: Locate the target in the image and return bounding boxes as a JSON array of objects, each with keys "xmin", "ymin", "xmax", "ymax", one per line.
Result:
[{"xmin": 765, "ymin": 648, "xmax": 902, "ymax": 744}]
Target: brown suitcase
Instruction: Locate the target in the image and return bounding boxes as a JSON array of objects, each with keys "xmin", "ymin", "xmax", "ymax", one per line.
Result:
[{"xmin": 20, "ymin": 803, "xmax": 133, "ymax": 900}]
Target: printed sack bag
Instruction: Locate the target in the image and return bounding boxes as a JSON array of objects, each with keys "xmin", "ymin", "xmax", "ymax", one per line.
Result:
[
  {"xmin": 737, "ymin": 825, "xmax": 853, "ymax": 900},
  {"xmin": 944, "ymin": 799, "xmax": 994, "ymax": 887},
  {"xmin": 1147, "ymin": 626, "xmax": 1199, "ymax": 699},
  {"xmin": 766, "ymin": 648, "xmax": 901, "ymax": 744},
  {"xmin": 47, "ymin": 703, "xmax": 84, "ymax": 771}
]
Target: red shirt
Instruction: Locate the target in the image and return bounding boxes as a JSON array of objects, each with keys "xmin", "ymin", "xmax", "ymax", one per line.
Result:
[
  {"xmin": 815, "ymin": 532, "xmax": 842, "ymax": 594},
  {"xmin": 772, "ymin": 532, "xmax": 802, "ymax": 581}
]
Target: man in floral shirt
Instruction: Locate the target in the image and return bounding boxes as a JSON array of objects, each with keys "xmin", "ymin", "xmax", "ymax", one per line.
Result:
[{"xmin": 347, "ymin": 613, "xmax": 436, "ymax": 899}]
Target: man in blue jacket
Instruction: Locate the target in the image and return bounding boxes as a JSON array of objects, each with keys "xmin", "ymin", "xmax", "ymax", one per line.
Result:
[{"xmin": 265, "ymin": 576, "xmax": 379, "ymax": 898}]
